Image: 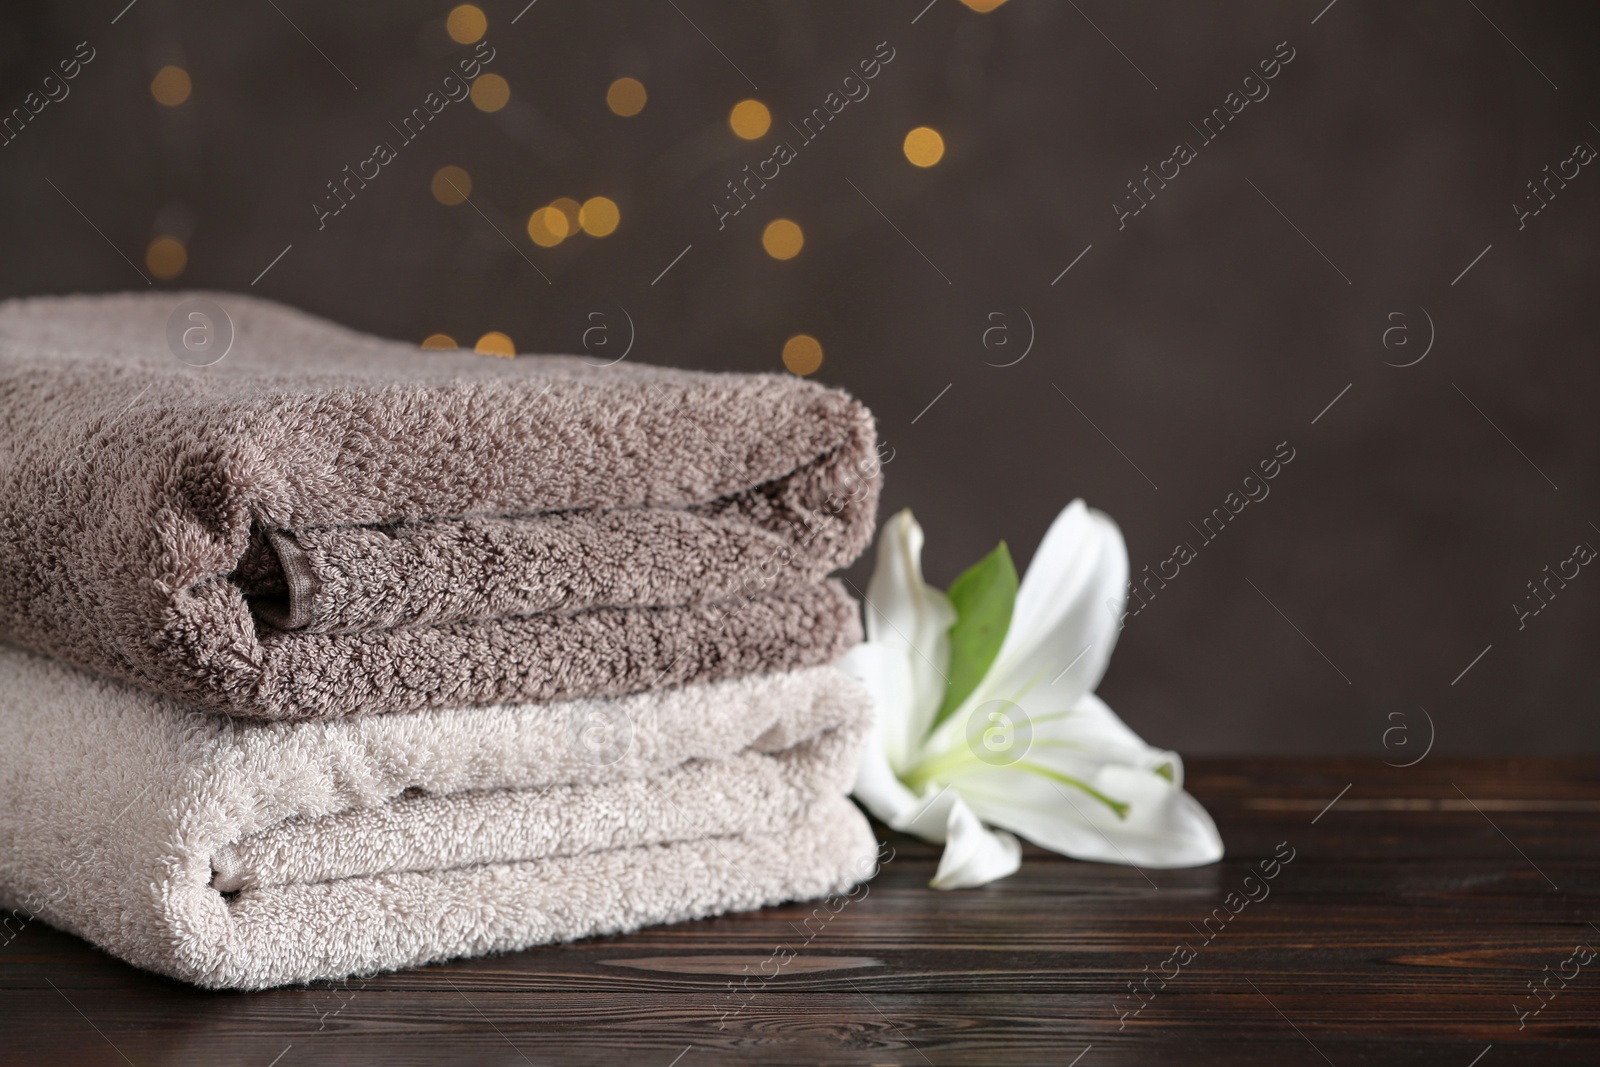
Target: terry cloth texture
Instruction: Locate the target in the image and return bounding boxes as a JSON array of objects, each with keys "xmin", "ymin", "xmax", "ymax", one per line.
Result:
[
  {"xmin": 0, "ymin": 646, "xmax": 879, "ymax": 990},
  {"xmin": 0, "ymin": 291, "xmax": 882, "ymax": 719}
]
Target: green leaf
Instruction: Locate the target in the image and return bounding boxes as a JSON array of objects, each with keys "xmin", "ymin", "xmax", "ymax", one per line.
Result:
[{"xmin": 930, "ymin": 541, "xmax": 1018, "ymax": 732}]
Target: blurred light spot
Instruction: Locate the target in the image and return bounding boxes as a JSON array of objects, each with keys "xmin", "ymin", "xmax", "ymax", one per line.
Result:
[
  {"xmin": 729, "ymin": 99, "xmax": 771, "ymax": 140},
  {"xmin": 146, "ymin": 236, "xmax": 187, "ymax": 280},
  {"xmin": 421, "ymin": 333, "xmax": 458, "ymax": 349},
  {"xmin": 579, "ymin": 196, "xmax": 620, "ymax": 237},
  {"xmin": 150, "ymin": 66, "xmax": 191, "ymax": 107},
  {"xmin": 471, "ymin": 73, "xmax": 510, "ymax": 112},
  {"xmin": 431, "ymin": 166, "xmax": 472, "ymax": 205},
  {"xmin": 903, "ymin": 126, "xmax": 945, "ymax": 167},
  {"xmin": 959, "ymin": 0, "xmax": 1009, "ymax": 10},
  {"xmin": 782, "ymin": 334, "xmax": 823, "ymax": 376},
  {"xmin": 762, "ymin": 218, "xmax": 804, "ymax": 260},
  {"xmin": 475, "ymin": 331, "xmax": 515, "ymax": 357},
  {"xmin": 446, "ymin": 4, "xmax": 487, "ymax": 43},
  {"xmin": 549, "ymin": 197, "xmax": 582, "ymax": 235},
  {"xmin": 526, "ymin": 206, "xmax": 569, "ymax": 248},
  {"xmin": 606, "ymin": 77, "xmax": 647, "ymax": 117}
]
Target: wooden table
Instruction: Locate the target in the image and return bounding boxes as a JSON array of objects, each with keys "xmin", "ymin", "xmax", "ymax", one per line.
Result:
[{"xmin": 4, "ymin": 758, "xmax": 1597, "ymax": 1065}]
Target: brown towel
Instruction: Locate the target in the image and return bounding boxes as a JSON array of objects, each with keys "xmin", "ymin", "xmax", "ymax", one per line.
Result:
[{"xmin": 0, "ymin": 292, "xmax": 883, "ymax": 719}]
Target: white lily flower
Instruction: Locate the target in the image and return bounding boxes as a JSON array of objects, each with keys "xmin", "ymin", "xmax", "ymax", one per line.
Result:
[{"xmin": 841, "ymin": 501, "xmax": 1224, "ymax": 889}]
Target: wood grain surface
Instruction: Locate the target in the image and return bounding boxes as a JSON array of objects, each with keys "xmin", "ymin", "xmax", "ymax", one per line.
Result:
[{"xmin": 3, "ymin": 758, "xmax": 1597, "ymax": 1065}]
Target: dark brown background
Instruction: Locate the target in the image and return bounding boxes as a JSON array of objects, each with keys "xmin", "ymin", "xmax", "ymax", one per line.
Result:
[{"xmin": 2, "ymin": 0, "xmax": 1596, "ymax": 755}]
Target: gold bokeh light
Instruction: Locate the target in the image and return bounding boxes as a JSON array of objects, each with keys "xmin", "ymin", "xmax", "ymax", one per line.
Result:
[
  {"xmin": 729, "ymin": 99, "xmax": 771, "ymax": 140},
  {"xmin": 475, "ymin": 331, "xmax": 515, "ymax": 357},
  {"xmin": 762, "ymin": 219, "xmax": 804, "ymax": 260},
  {"xmin": 431, "ymin": 166, "xmax": 471, "ymax": 205},
  {"xmin": 578, "ymin": 196, "xmax": 620, "ymax": 237},
  {"xmin": 146, "ymin": 236, "xmax": 187, "ymax": 280},
  {"xmin": 526, "ymin": 206, "xmax": 569, "ymax": 248},
  {"xmin": 549, "ymin": 197, "xmax": 582, "ymax": 235},
  {"xmin": 446, "ymin": 5, "xmax": 487, "ymax": 44},
  {"xmin": 782, "ymin": 334, "xmax": 823, "ymax": 376},
  {"xmin": 420, "ymin": 333, "xmax": 458, "ymax": 349},
  {"xmin": 606, "ymin": 77, "xmax": 647, "ymax": 117},
  {"xmin": 150, "ymin": 66, "xmax": 191, "ymax": 107},
  {"xmin": 471, "ymin": 74, "xmax": 510, "ymax": 112},
  {"xmin": 903, "ymin": 126, "xmax": 945, "ymax": 167}
]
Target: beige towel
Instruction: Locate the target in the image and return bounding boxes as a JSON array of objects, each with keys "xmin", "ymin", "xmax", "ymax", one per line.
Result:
[
  {"xmin": 0, "ymin": 292, "xmax": 883, "ymax": 719},
  {"xmin": 0, "ymin": 646, "xmax": 878, "ymax": 989}
]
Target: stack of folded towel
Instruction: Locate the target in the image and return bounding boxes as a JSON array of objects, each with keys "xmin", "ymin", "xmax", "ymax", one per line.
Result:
[{"xmin": 0, "ymin": 293, "xmax": 885, "ymax": 989}]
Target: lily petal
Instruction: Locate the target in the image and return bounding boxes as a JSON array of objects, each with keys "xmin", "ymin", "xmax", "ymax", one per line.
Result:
[
  {"xmin": 842, "ymin": 664, "xmax": 966, "ymax": 843},
  {"xmin": 838, "ymin": 641, "xmax": 921, "ymax": 776},
  {"xmin": 850, "ymin": 744, "xmax": 976, "ymax": 848},
  {"xmin": 859, "ymin": 509, "xmax": 956, "ymax": 763},
  {"xmin": 950, "ymin": 501, "xmax": 1128, "ymax": 728},
  {"xmin": 930, "ymin": 796, "xmax": 1023, "ymax": 890},
  {"xmin": 849, "ymin": 696, "xmax": 926, "ymax": 829},
  {"xmin": 954, "ymin": 692, "xmax": 1224, "ymax": 869}
]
